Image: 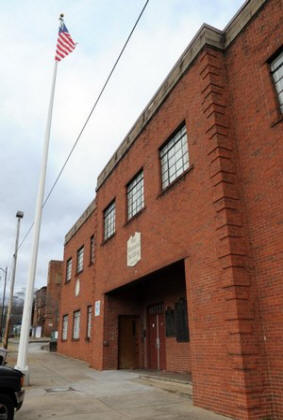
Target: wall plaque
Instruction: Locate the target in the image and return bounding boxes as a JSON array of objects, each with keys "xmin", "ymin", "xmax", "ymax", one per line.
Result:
[{"xmin": 127, "ymin": 232, "xmax": 141, "ymax": 267}]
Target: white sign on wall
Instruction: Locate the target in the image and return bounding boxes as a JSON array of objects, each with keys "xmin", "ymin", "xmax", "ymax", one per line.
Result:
[
  {"xmin": 95, "ymin": 300, "xmax": 101, "ymax": 317},
  {"xmin": 127, "ymin": 232, "xmax": 141, "ymax": 267}
]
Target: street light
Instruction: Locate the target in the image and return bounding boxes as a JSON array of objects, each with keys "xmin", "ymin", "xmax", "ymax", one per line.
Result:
[
  {"xmin": 3, "ymin": 211, "xmax": 24, "ymax": 349},
  {"xmin": 0, "ymin": 267, "xmax": 8, "ymax": 340}
]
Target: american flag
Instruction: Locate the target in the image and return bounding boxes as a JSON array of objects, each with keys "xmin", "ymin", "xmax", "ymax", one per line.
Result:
[{"xmin": 55, "ymin": 22, "xmax": 76, "ymax": 61}]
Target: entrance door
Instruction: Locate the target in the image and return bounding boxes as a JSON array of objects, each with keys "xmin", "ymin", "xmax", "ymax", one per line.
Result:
[
  {"xmin": 147, "ymin": 303, "xmax": 166, "ymax": 370},
  {"xmin": 118, "ymin": 316, "xmax": 139, "ymax": 369}
]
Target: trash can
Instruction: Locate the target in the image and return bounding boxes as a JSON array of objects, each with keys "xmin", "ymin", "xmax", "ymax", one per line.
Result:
[{"xmin": 0, "ymin": 348, "xmax": 8, "ymax": 365}]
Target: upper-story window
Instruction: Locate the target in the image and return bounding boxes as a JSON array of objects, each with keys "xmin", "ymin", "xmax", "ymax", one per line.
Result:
[
  {"xmin": 104, "ymin": 201, "xmax": 115, "ymax": 240},
  {"xmin": 160, "ymin": 124, "xmax": 189, "ymax": 190},
  {"xmin": 90, "ymin": 235, "xmax": 95, "ymax": 264},
  {"xmin": 66, "ymin": 258, "xmax": 72, "ymax": 282},
  {"xmin": 77, "ymin": 246, "xmax": 84, "ymax": 273},
  {"xmin": 127, "ymin": 170, "xmax": 144, "ymax": 220},
  {"xmin": 270, "ymin": 49, "xmax": 283, "ymax": 113}
]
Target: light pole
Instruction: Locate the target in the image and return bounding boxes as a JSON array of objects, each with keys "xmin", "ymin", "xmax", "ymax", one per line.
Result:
[
  {"xmin": 0, "ymin": 267, "xmax": 8, "ymax": 340},
  {"xmin": 3, "ymin": 211, "xmax": 24, "ymax": 349}
]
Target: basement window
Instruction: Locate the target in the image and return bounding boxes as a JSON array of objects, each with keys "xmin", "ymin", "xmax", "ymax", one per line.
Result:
[
  {"xmin": 270, "ymin": 49, "xmax": 283, "ymax": 113},
  {"xmin": 62, "ymin": 315, "xmax": 68, "ymax": 341},
  {"xmin": 73, "ymin": 310, "xmax": 80, "ymax": 340}
]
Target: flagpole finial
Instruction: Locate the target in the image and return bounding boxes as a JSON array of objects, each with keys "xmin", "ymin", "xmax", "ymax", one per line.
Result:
[{"xmin": 59, "ymin": 13, "xmax": 64, "ymax": 22}]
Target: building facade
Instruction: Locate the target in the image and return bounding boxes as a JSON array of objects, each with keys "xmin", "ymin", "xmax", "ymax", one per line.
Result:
[{"xmin": 57, "ymin": 0, "xmax": 283, "ymax": 418}]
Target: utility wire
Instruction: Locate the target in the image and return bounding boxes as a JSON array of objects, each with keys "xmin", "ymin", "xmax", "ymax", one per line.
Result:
[{"xmin": 18, "ymin": 0, "xmax": 150, "ymax": 250}]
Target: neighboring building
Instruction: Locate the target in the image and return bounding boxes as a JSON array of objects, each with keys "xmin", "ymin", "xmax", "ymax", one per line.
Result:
[
  {"xmin": 32, "ymin": 261, "xmax": 63, "ymax": 338},
  {"xmin": 44, "ymin": 260, "xmax": 63, "ymax": 337},
  {"xmin": 59, "ymin": 200, "xmax": 96, "ymax": 365},
  {"xmin": 57, "ymin": 1, "xmax": 283, "ymax": 419},
  {"xmin": 32, "ymin": 286, "xmax": 47, "ymax": 338}
]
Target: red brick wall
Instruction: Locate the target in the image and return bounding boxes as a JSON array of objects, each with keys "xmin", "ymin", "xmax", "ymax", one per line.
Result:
[
  {"xmin": 57, "ymin": 208, "xmax": 96, "ymax": 365},
  {"xmin": 44, "ymin": 260, "xmax": 63, "ymax": 337},
  {"xmin": 225, "ymin": 0, "xmax": 283, "ymax": 417},
  {"xmin": 58, "ymin": 1, "xmax": 283, "ymax": 418}
]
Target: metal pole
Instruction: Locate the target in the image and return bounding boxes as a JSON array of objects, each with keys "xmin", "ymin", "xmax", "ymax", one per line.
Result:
[
  {"xmin": 3, "ymin": 212, "xmax": 24, "ymax": 349},
  {"xmin": 0, "ymin": 267, "xmax": 8, "ymax": 339},
  {"xmin": 15, "ymin": 60, "xmax": 58, "ymax": 379}
]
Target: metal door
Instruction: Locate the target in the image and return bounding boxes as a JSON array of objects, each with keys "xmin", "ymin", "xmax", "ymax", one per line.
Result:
[
  {"xmin": 147, "ymin": 303, "xmax": 166, "ymax": 370},
  {"xmin": 118, "ymin": 316, "xmax": 139, "ymax": 369}
]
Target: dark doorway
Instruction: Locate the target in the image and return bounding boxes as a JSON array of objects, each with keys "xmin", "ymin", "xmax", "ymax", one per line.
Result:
[
  {"xmin": 147, "ymin": 303, "xmax": 166, "ymax": 370},
  {"xmin": 118, "ymin": 315, "xmax": 139, "ymax": 369}
]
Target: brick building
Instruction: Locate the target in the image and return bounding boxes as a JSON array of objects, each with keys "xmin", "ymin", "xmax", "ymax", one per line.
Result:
[
  {"xmin": 32, "ymin": 260, "xmax": 63, "ymax": 337},
  {"xmin": 32, "ymin": 286, "xmax": 47, "ymax": 337},
  {"xmin": 44, "ymin": 260, "xmax": 63, "ymax": 337},
  {"xmin": 57, "ymin": 0, "xmax": 283, "ymax": 419}
]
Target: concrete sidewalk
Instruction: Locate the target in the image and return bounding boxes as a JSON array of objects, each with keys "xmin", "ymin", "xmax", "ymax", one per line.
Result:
[{"xmin": 9, "ymin": 344, "xmax": 229, "ymax": 420}]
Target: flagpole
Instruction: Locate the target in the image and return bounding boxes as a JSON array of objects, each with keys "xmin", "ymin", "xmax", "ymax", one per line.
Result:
[{"xmin": 15, "ymin": 57, "xmax": 58, "ymax": 381}]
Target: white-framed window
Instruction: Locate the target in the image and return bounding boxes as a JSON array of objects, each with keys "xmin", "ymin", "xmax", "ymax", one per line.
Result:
[
  {"xmin": 77, "ymin": 246, "xmax": 84, "ymax": 273},
  {"xmin": 62, "ymin": 315, "xmax": 68, "ymax": 340},
  {"xmin": 127, "ymin": 170, "xmax": 144, "ymax": 220},
  {"xmin": 270, "ymin": 49, "xmax": 283, "ymax": 113},
  {"xmin": 87, "ymin": 305, "xmax": 92, "ymax": 339},
  {"xmin": 66, "ymin": 258, "xmax": 72, "ymax": 282},
  {"xmin": 73, "ymin": 310, "xmax": 80, "ymax": 339},
  {"xmin": 104, "ymin": 201, "xmax": 115, "ymax": 240},
  {"xmin": 160, "ymin": 124, "xmax": 189, "ymax": 190},
  {"xmin": 90, "ymin": 235, "xmax": 95, "ymax": 264}
]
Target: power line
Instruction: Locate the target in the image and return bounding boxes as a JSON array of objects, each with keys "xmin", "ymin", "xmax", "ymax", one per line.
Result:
[{"xmin": 18, "ymin": 0, "xmax": 150, "ymax": 250}]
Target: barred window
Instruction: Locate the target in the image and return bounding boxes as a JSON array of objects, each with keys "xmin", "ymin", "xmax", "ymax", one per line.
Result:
[
  {"xmin": 104, "ymin": 201, "xmax": 115, "ymax": 240},
  {"xmin": 73, "ymin": 310, "xmax": 80, "ymax": 339},
  {"xmin": 90, "ymin": 235, "xmax": 95, "ymax": 264},
  {"xmin": 87, "ymin": 305, "xmax": 92, "ymax": 339},
  {"xmin": 62, "ymin": 315, "xmax": 68, "ymax": 340},
  {"xmin": 127, "ymin": 171, "xmax": 144, "ymax": 220},
  {"xmin": 270, "ymin": 50, "xmax": 283, "ymax": 113},
  {"xmin": 77, "ymin": 246, "xmax": 84, "ymax": 273},
  {"xmin": 66, "ymin": 258, "xmax": 72, "ymax": 282},
  {"xmin": 160, "ymin": 125, "xmax": 189, "ymax": 190}
]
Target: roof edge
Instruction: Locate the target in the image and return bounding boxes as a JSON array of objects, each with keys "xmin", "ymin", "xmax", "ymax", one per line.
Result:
[
  {"xmin": 65, "ymin": 199, "xmax": 96, "ymax": 245},
  {"xmin": 96, "ymin": 0, "xmax": 267, "ymax": 191}
]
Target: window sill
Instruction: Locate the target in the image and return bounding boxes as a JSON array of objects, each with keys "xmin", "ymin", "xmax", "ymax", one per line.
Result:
[
  {"xmin": 71, "ymin": 338, "xmax": 80, "ymax": 342},
  {"xmin": 64, "ymin": 280, "xmax": 71, "ymax": 285},
  {"xmin": 157, "ymin": 165, "xmax": 194, "ymax": 198},
  {"xmin": 85, "ymin": 337, "xmax": 91, "ymax": 342},
  {"xmin": 61, "ymin": 339, "xmax": 67, "ymax": 342},
  {"xmin": 76, "ymin": 269, "xmax": 84, "ymax": 275},
  {"xmin": 271, "ymin": 114, "xmax": 283, "ymax": 127},
  {"xmin": 101, "ymin": 232, "xmax": 116, "ymax": 246},
  {"xmin": 124, "ymin": 207, "xmax": 146, "ymax": 226}
]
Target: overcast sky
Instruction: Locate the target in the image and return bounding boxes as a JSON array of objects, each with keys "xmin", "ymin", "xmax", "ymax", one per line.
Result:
[{"xmin": 0, "ymin": 0, "xmax": 244, "ymax": 296}]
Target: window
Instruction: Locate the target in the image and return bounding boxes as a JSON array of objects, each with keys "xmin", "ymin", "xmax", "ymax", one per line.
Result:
[
  {"xmin": 90, "ymin": 235, "xmax": 95, "ymax": 264},
  {"xmin": 86, "ymin": 305, "xmax": 92, "ymax": 339},
  {"xmin": 104, "ymin": 201, "xmax": 115, "ymax": 240},
  {"xmin": 127, "ymin": 171, "xmax": 144, "ymax": 220},
  {"xmin": 77, "ymin": 246, "xmax": 84, "ymax": 273},
  {"xmin": 73, "ymin": 310, "xmax": 80, "ymax": 339},
  {"xmin": 160, "ymin": 124, "xmax": 189, "ymax": 190},
  {"xmin": 62, "ymin": 315, "xmax": 68, "ymax": 340},
  {"xmin": 66, "ymin": 258, "xmax": 72, "ymax": 282},
  {"xmin": 270, "ymin": 49, "xmax": 283, "ymax": 113},
  {"xmin": 175, "ymin": 298, "xmax": 190, "ymax": 342}
]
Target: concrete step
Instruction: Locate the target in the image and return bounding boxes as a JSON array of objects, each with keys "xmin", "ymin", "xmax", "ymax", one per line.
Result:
[{"xmin": 136, "ymin": 375, "xmax": 193, "ymax": 398}]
